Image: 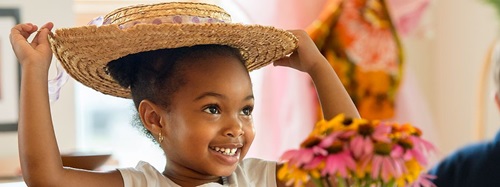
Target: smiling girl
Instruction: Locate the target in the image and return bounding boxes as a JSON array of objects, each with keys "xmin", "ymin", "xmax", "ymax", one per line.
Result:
[{"xmin": 10, "ymin": 2, "xmax": 358, "ymax": 186}]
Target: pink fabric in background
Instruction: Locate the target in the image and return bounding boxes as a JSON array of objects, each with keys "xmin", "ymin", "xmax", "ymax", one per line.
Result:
[
  {"xmin": 249, "ymin": 66, "xmax": 318, "ymax": 161},
  {"xmin": 234, "ymin": 0, "xmax": 327, "ymax": 161},
  {"xmin": 386, "ymin": 0, "xmax": 430, "ymax": 36}
]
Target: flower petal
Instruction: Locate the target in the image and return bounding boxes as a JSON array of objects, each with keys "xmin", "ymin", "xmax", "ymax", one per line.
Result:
[{"xmin": 371, "ymin": 155, "xmax": 382, "ymax": 179}]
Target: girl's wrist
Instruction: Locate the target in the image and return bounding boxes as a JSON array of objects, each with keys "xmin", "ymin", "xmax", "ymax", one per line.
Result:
[
  {"xmin": 21, "ymin": 62, "xmax": 50, "ymax": 77},
  {"xmin": 306, "ymin": 57, "xmax": 331, "ymax": 77}
]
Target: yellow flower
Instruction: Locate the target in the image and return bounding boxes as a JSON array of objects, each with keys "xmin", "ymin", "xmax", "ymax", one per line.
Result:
[
  {"xmin": 311, "ymin": 114, "xmax": 346, "ymax": 136},
  {"xmin": 396, "ymin": 159, "xmax": 425, "ymax": 186},
  {"xmin": 278, "ymin": 163, "xmax": 310, "ymax": 187},
  {"xmin": 331, "ymin": 115, "xmax": 367, "ymax": 133},
  {"xmin": 312, "ymin": 119, "xmax": 331, "ymax": 136},
  {"xmin": 354, "ymin": 163, "xmax": 370, "ymax": 179},
  {"xmin": 391, "ymin": 123, "xmax": 423, "ymax": 139},
  {"xmin": 310, "ymin": 161, "xmax": 325, "ymax": 179}
]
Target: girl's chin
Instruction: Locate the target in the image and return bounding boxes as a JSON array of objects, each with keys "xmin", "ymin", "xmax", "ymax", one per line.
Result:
[{"xmin": 210, "ymin": 165, "xmax": 238, "ymax": 177}]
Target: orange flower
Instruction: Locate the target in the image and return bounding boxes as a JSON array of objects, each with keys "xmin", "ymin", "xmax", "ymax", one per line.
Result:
[{"xmin": 354, "ymin": 68, "xmax": 394, "ymax": 119}]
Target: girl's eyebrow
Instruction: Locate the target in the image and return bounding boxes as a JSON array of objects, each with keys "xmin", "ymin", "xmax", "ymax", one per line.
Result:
[
  {"xmin": 193, "ymin": 92, "xmax": 254, "ymax": 101},
  {"xmin": 244, "ymin": 95, "xmax": 254, "ymax": 101},
  {"xmin": 194, "ymin": 92, "xmax": 226, "ymax": 101}
]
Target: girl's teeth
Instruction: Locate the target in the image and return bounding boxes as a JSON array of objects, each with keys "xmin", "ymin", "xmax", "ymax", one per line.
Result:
[{"xmin": 212, "ymin": 147, "xmax": 238, "ymax": 156}]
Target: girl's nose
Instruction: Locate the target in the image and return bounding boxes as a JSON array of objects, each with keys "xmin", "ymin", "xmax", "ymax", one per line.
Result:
[{"xmin": 224, "ymin": 118, "xmax": 244, "ymax": 137}]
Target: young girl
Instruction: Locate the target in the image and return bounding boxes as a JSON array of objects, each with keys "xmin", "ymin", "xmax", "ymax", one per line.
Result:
[{"xmin": 10, "ymin": 2, "xmax": 359, "ymax": 187}]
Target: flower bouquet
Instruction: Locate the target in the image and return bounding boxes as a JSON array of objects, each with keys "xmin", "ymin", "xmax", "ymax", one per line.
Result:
[{"xmin": 278, "ymin": 114, "xmax": 436, "ymax": 187}]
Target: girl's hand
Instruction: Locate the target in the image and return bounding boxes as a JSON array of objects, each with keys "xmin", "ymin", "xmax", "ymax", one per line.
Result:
[
  {"xmin": 273, "ymin": 30, "xmax": 327, "ymax": 74},
  {"xmin": 10, "ymin": 22, "xmax": 54, "ymax": 70}
]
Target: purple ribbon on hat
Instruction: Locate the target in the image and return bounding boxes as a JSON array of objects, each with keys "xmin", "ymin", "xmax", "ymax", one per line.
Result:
[
  {"xmin": 48, "ymin": 62, "xmax": 69, "ymax": 103},
  {"xmin": 88, "ymin": 15, "xmax": 225, "ymax": 30},
  {"xmin": 114, "ymin": 15, "xmax": 225, "ymax": 30},
  {"xmin": 88, "ymin": 16, "xmax": 104, "ymax": 26}
]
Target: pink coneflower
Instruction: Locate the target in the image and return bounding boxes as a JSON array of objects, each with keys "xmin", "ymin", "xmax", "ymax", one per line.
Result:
[
  {"xmin": 372, "ymin": 123, "xmax": 392, "ymax": 142},
  {"xmin": 350, "ymin": 123, "xmax": 392, "ymax": 158},
  {"xmin": 281, "ymin": 136, "xmax": 328, "ymax": 167},
  {"xmin": 350, "ymin": 135, "xmax": 374, "ymax": 158},
  {"xmin": 370, "ymin": 154, "xmax": 405, "ymax": 182},
  {"xmin": 396, "ymin": 136, "xmax": 435, "ymax": 166},
  {"xmin": 409, "ymin": 136, "xmax": 435, "ymax": 162},
  {"xmin": 311, "ymin": 132, "xmax": 357, "ymax": 178},
  {"xmin": 403, "ymin": 146, "xmax": 427, "ymax": 166},
  {"xmin": 278, "ymin": 114, "xmax": 437, "ymax": 187},
  {"xmin": 322, "ymin": 148, "xmax": 357, "ymax": 177},
  {"xmin": 362, "ymin": 142, "xmax": 406, "ymax": 182},
  {"xmin": 281, "ymin": 146, "xmax": 327, "ymax": 167}
]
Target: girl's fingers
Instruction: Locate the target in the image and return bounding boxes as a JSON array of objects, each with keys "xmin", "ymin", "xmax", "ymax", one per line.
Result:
[
  {"xmin": 9, "ymin": 22, "xmax": 54, "ymax": 62},
  {"xmin": 42, "ymin": 22, "xmax": 54, "ymax": 30},
  {"xmin": 19, "ymin": 23, "xmax": 38, "ymax": 39},
  {"xmin": 10, "ymin": 23, "xmax": 38, "ymax": 46},
  {"xmin": 32, "ymin": 22, "xmax": 54, "ymax": 47}
]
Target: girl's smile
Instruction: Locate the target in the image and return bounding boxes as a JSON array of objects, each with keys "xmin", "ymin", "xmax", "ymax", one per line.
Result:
[{"xmin": 209, "ymin": 145, "xmax": 242, "ymax": 165}]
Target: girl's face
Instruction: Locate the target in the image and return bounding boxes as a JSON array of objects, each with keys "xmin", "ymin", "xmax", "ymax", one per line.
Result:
[{"xmin": 160, "ymin": 54, "xmax": 255, "ymax": 182}]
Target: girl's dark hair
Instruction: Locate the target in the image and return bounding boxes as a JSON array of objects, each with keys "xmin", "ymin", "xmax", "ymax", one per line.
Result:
[{"xmin": 106, "ymin": 45, "xmax": 245, "ymax": 142}]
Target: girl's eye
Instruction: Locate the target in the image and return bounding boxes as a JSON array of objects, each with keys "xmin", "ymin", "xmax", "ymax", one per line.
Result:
[
  {"xmin": 241, "ymin": 106, "xmax": 253, "ymax": 116},
  {"xmin": 203, "ymin": 105, "xmax": 220, "ymax": 114}
]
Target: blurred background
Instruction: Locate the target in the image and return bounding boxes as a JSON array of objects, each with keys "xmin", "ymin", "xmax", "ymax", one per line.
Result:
[{"xmin": 0, "ymin": 0, "xmax": 499, "ymax": 178}]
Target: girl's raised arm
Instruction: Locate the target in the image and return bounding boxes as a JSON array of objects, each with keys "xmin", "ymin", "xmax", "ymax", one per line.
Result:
[
  {"xmin": 274, "ymin": 30, "xmax": 360, "ymax": 187},
  {"xmin": 10, "ymin": 22, "xmax": 123, "ymax": 187},
  {"xmin": 273, "ymin": 30, "xmax": 359, "ymax": 120}
]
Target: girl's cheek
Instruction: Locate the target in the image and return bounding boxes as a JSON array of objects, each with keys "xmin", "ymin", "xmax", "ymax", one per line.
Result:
[{"xmin": 244, "ymin": 124, "xmax": 256, "ymax": 137}]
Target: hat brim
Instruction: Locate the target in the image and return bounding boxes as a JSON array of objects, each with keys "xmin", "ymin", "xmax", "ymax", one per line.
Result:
[{"xmin": 49, "ymin": 23, "xmax": 298, "ymax": 98}]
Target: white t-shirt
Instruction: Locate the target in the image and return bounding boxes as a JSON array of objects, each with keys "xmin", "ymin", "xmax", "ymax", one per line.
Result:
[{"xmin": 118, "ymin": 158, "xmax": 277, "ymax": 187}]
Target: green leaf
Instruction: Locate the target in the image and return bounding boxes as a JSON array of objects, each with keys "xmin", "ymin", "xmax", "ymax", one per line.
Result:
[
  {"xmin": 484, "ymin": 0, "xmax": 500, "ymax": 20},
  {"xmin": 311, "ymin": 177, "xmax": 324, "ymax": 187},
  {"xmin": 337, "ymin": 176, "xmax": 347, "ymax": 187}
]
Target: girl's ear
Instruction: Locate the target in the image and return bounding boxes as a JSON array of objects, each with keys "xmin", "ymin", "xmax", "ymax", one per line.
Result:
[{"xmin": 138, "ymin": 100, "xmax": 165, "ymax": 135}]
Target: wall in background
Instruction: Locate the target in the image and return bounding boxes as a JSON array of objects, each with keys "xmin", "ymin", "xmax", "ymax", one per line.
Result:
[
  {"xmin": 0, "ymin": 0, "xmax": 75, "ymax": 158},
  {"xmin": 431, "ymin": 0, "xmax": 498, "ymax": 155}
]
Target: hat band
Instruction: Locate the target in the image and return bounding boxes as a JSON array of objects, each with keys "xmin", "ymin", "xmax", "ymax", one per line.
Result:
[{"xmin": 88, "ymin": 15, "xmax": 226, "ymax": 29}]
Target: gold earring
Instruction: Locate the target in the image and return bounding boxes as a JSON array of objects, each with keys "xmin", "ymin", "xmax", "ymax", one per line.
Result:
[{"xmin": 159, "ymin": 132, "xmax": 164, "ymax": 143}]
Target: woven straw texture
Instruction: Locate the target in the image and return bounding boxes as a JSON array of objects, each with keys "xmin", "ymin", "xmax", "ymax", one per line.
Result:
[
  {"xmin": 104, "ymin": 2, "xmax": 232, "ymax": 25},
  {"xmin": 49, "ymin": 2, "xmax": 298, "ymax": 98}
]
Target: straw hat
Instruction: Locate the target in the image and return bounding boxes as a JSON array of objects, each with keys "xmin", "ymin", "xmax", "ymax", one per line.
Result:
[{"xmin": 49, "ymin": 2, "xmax": 298, "ymax": 98}]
